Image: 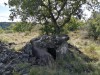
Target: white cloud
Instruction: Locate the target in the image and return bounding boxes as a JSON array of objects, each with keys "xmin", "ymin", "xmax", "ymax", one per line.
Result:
[
  {"xmin": 0, "ymin": 13, "xmax": 20, "ymax": 22},
  {"xmin": 0, "ymin": 0, "xmax": 20, "ymax": 22},
  {"xmin": 0, "ymin": 0, "xmax": 8, "ymax": 7},
  {"xmin": 0, "ymin": 12, "xmax": 10, "ymax": 22},
  {"xmin": 0, "ymin": 0, "xmax": 9, "ymax": 22}
]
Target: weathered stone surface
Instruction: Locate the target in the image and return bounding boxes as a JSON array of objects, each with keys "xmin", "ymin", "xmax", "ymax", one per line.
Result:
[
  {"xmin": 22, "ymin": 34, "xmax": 70, "ymax": 65},
  {"xmin": 22, "ymin": 43, "xmax": 33, "ymax": 56},
  {"xmin": 0, "ymin": 41, "xmax": 32, "ymax": 75},
  {"xmin": 56, "ymin": 42, "xmax": 69, "ymax": 60},
  {"xmin": 1, "ymin": 34, "xmax": 86, "ymax": 74},
  {"xmin": 0, "ymin": 34, "xmax": 94, "ymax": 74}
]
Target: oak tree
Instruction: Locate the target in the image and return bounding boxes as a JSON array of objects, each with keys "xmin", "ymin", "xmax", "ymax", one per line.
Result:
[{"xmin": 8, "ymin": 0, "xmax": 100, "ymax": 34}]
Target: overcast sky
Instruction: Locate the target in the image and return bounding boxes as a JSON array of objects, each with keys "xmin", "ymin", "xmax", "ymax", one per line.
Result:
[{"xmin": 0, "ymin": 0, "xmax": 92, "ymax": 22}]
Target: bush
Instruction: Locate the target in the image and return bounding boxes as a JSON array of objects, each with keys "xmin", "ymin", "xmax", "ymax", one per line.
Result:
[
  {"xmin": 63, "ymin": 17, "xmax": 83, "ymax": 34},
  {"xmin": 8, "ymin": 22, "xmax": 34, "ymax": 32},
  {"xmin": 87, "ymin": 18, "xmax": 100, "ymax": 40},
  {"xmin": 40, "ymin": 24, "xmax": 55, "ymax": 35},
  {"xmin": 0, "ymin": 27, "xmax": 4, "ymax": 33}
]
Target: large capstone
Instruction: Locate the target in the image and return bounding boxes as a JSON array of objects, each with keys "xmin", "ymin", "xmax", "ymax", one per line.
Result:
[{"xmin": 22, "ymin": 34, "xmax": 70, "ymax": 65}]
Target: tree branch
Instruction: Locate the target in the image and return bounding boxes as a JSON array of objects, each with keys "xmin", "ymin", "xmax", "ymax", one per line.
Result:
[
  {"xmin": 61, "ymin": 2, "xmax": 81, "ymax": 27},
  {"xmin": 55, "ymin": 0, "xmax": 67, "ymax": 20},
  {"xmin": 60, "ymin": 15, "xmax": 71, "ymax": 28},
  {"xmin": 48, "ymin": 0, "xmax": 57, "ymax": 25},
  {"xmin": 41, "ymin": 2, "xmax": 48, "ymax": 9}
]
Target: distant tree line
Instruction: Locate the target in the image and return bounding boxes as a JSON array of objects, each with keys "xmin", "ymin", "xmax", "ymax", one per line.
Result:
[{"xmin": 0, "ymin": 22, "xmax": 14, "ymax": 29}]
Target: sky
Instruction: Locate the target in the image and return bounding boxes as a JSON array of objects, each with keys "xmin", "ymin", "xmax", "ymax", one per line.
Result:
[
  {"xmin": 0, "ymin": 0, "xmax": 92, "ymax": 22},
  {"xmin": 0, "ymin": 0, "xmax": 20, "ymax": 22},
  {"xmin": 0, "ymin": 0, "xmax": 10, "ymax": 22}
]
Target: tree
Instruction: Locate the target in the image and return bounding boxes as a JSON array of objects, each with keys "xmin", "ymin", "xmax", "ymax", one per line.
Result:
[{"xmin": 8, "ymin": 0, "xmax": 100, "ymax": 35}]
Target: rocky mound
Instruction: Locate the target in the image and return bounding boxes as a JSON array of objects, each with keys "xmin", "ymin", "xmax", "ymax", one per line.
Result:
[
  {"xmin": 22, "ymin": 34, "xmax": 70, "ymax": 65},
  {"xmin": 0, "ymin": 35, "xmax": 93, "ymax": 75},
  {"xmin": 0, "ymin": 41, "xmax": 31, "ymax": 75}
]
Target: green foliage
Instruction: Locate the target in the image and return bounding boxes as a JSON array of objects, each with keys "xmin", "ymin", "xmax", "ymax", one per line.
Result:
[
  {"xmin": 0, "ymin": 27, "xmax": 4, "ymax": 33},
  {"xmin": 8, "ymin": 0, "xmax": 99, "ymax": 34},
  {"xmin": 88, "ymin": 23, "xmax": 100, "ymax": 40},
  {"xmin": 87, "ymin": 12, "xmax": 100, "ymax": 40},
  {"xmin": 9, "ymin": 22, "xmax": 34, "ymax": 32},
  {"xmin": 40, "ymin": 17, "xmax": 84, "ymax": 35},
  {"xmin": 29, "ymin": 68, "xmax": 39, "ymax": 75},
  {"xmin": 12, "ymin": 71, "xmax": 20, "ymax": 75},
  {"xmin": 63, "ymin": 17, "xmax": 84, "ymax": 33},
  {"xmin": 40, "ymin": 24, "xmax": 55, "ymax": 35}
]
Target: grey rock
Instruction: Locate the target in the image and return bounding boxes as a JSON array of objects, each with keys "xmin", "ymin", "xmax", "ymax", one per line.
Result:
[
  {"xmin": 0, "ymin": 63, "xmax": 5, "ymax": 74},
  {"xmin": 57, "ymin": 42, "xmax": 69, "ymax": 54},
  {"xmin": 23, "ymin": 74, "xmax": 28, "ymax": 75},
  {"xmin": 22, "ymin": 34, "xmax": 69, "ymax": 65},
  {"xmin": 4, "ymin": 71, "xmax": 12, "ymax": 75},
  {"xmin": 0, "ymin": 34, "xmax": 71, "ymax": 74},
  {"xmin": 22, "ymin": 43, "xmax": 32, "ymax": 56},
  {"xmin": 0, "ymin": 63, "xmax": 3, "ymax": 67}
]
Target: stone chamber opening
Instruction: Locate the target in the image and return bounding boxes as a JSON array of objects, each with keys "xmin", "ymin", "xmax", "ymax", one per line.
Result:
[{"xmin": 47, "ymin": 48, "xmax": 56, "ymax": 60}]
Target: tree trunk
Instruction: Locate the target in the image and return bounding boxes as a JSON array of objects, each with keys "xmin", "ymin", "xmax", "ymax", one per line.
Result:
[{"xmin": 54, "ymin": 25, "xmax": 61, "ymax": 35}]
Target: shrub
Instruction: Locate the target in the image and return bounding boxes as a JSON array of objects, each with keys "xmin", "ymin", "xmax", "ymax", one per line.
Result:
[
  {"xmin": 8, "ymin": 22, "xmax": 34, "ymax": 32},
  {"xmin": 40, "ymin": 24, "xmax": 55, "ymax": 35},
  {"xmin": 63, "ymin": 17, "xmax": 84, "ymax": 34},
  {"xmin": 86, "ymin": 12, "xmax": 100, "ymax": 40},
  {"xmin": 0, "ymin": 27, "xmax": 4, "ymax": 33},
  {"xmin": 87, "ymin": 19, "xmax": 100, "ymax": 40}
]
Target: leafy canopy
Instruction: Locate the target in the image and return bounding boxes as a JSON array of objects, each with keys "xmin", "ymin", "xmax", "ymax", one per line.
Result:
[{"xmin": 8, "ymin": 0, "xmax": 100, "ymax": 34}]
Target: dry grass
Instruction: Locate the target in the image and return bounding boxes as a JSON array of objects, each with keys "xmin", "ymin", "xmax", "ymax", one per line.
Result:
[
  {"xmin": 0, "ymin": 32, "xmax": 39, "ymax": 51},
  {"xmin": 68, "ymin": 30, "xmax": 100, "ymax": 60},
  {"xmin": 0, "ymin": 30, "xmax": 99, "ymax": 57},
  {"xmin": 0, "ymin": 30, "xmax": 100, "ymax": 75},
  {"xmin": 67, "ymin": 30, "xmax": 100, "ymax": 75}
]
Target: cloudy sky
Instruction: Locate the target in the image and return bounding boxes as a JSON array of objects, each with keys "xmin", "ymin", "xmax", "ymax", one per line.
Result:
[
  {"xmin": 0, "ymin": 0, "xmax": 20, "ymax": 22},
  {"xmin": 0, "ymin": 0, "xmax": 10, "ymax": 22},
  {"xmin": 0, "ymin": 0, "xmax": 92, "ymax": 22}
]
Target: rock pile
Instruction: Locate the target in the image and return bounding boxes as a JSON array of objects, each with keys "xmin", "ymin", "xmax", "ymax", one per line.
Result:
[
  {"xmin": 0, "ymin": 41, "xmax": 31, "ymax": 75},
  {"xmin": 0, "ymin": 34, "xmax": 70, "ymax": 74},
  {"xmin": 0, "ymin": 34, "xmax": 91, "ymax": 75},
  {"xmin": 22, "ymin": 34, "xmax": 69, "ymax": 65}
]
